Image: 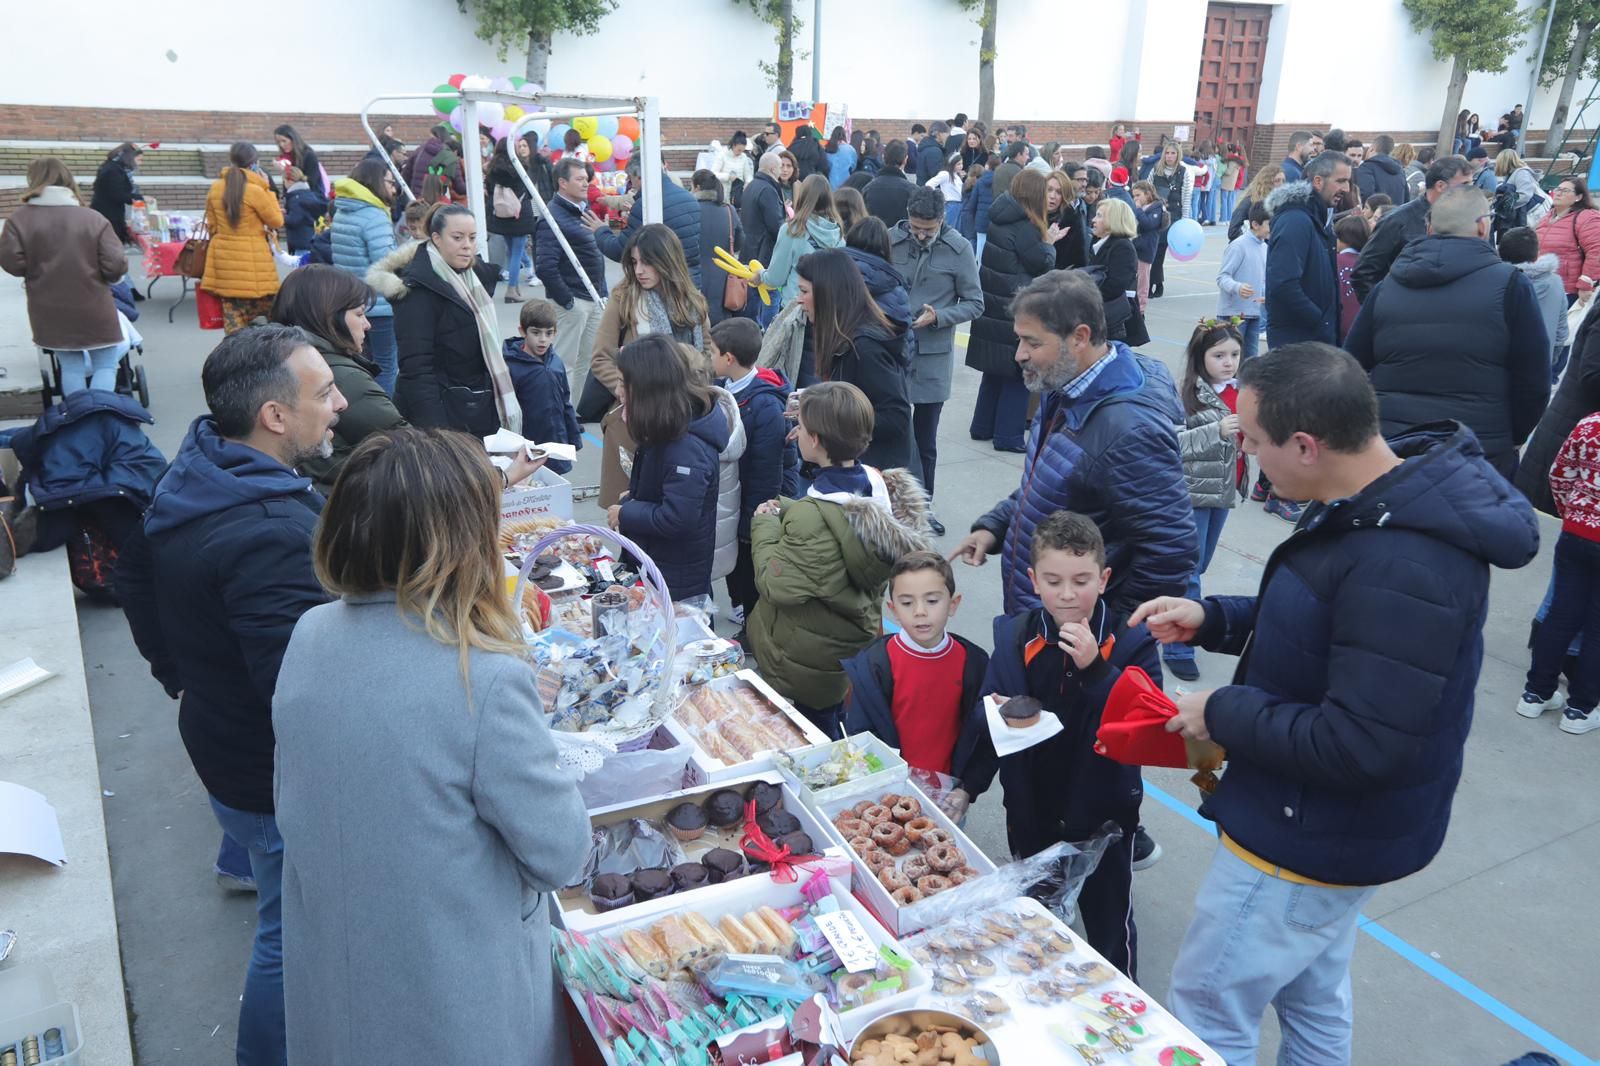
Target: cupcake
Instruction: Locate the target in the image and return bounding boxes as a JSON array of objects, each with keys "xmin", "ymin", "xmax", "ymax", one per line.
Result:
[
  {"xmin": 588, "ymin": 872, "xmax": 635, "ymax": 912},
  {"xmin": 670, "ymin": 862, "xmax": 710, "ymax": 891},
  {"xmin": 756, "ymin": 809, "xmax": 802, "ymax": 840},
  {"xmin": 703, "ymin": 789, "xmax": 747, "ymax": 828},
  {"xmin": 998, "ymin": 696, "xmax": 1045, "ymax": 729},
  {"xmin": 701, "ymin": 847, "xmax": 747, "ymax": 883},
  {"xmin": 630, "ymin": 868, "xmax": 674, "ymax": 901},
  {"xmin": 666, "ymin": 801, "xmax": 709, "ymax": 842},
  {"xmin": 776, "ymin": 830, "xmax": 814, "ymax": 857},
  {"xmin": 744, "ymin": 780, "xmax": 784, "ymax": 816}
]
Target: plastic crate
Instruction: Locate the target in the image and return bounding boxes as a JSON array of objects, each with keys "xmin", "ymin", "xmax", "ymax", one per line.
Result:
[{"xmin": 0, "ymin": 962, "xmax": 83, "ymax": 1065}]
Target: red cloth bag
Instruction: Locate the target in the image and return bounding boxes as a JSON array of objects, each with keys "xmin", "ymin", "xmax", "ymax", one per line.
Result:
[
  {"xmin": 195, "ymin": 287, "xmax": 224, "ymax": 331},
  {"xmin": 1094, "ymin": 665, "xmax": 1191, "ymax": 768}
]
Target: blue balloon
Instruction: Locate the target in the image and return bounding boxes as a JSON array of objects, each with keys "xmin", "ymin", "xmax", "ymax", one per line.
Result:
[
  {"xmin": 595, "ymin": 115, "xmax": 620, "ymax": 139},
  {"xmin": 1167, "ymin": 217, "xmax": 1204, "ymax": 259},
  {"xmin": 547, "ymin": 123, "xmax": 571, "ymax": 150}
]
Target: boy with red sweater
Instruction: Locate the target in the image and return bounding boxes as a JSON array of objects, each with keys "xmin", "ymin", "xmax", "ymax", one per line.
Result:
[
  {"xmin": 1519, "ymin": 412, "xmax": 1600, "ymax": 733},
  {"xmin": 841, "ymin": 552, "xmax": 989, "ymax": 817}
]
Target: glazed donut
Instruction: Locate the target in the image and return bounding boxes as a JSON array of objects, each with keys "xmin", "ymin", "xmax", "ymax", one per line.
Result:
[
  {"xmin": 917, "ymin": 873, "xmax": 953, "ymax": 895},
  {"xmin": 836, "ymin": 816, "xmax": 869, "ymax": 839},
  {"xmin": 903, "ymin": 816, "xmax": 936, "ymax": 843},
  {"xmin": 847, "ymin": 835, "xmax": 877, "ymax": 856},
  {"xmin": 902, "ymin": 854, "xmax": 931, "ymax": 880},
  {"xmin": 878, "ymin": 866, "xmax": 911, "ymax": 891},
  {"xmin": 891, "ymin": 885, "xmax": 924, "ymax": 906},
  {"xmin": 851, "ymin": 799, "xmax": 876, "ymax": 817},
  {"xmin": 920, "ymin": 828, "xmax": 954, "ymax": 849},
  {"xmin": 891, "ymin": 796, "xmax": 922, "ymax": 822},
  {"xmin": 861, "ymin": 804, "xmax": 894, "ymax": 826},
  {"xmin": 927, "ymin": 842, "xmax": 963, "ymax": 872},
  {"xmin": 871, "ymin": 821, "xmax": 906, "ymax": 849}
]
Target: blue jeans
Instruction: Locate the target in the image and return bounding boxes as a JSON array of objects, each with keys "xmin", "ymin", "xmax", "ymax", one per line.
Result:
[
  {"xmin": 366, "ymin": 315, "xmax": 398, "ymax": 397},
  {"xmin": 499, "ymin": 233, "xmax": 530, "ymax": 287},
  {"xmin": 208, "ymin": 797, "xmax": 286, "ymax": 1066},
  {"xmin": 1534, "ymin": 566, "xmax": 1584, "ymax": 657},
  {"xmin": 755, "ymin": 290, "xmax": 783, "ymax": 329},
  {"xmin": 944, "ymin": 201, "xmax": 962, "ymax": 228},
  {"xmin": 969, "ymin": 371, "xmax": 1030, "ymax": 450},
  {"xmin": 1240, "ymin": 316, "xmax": 1260, "ymax": 361},
  {"xmin": 975, "ymin": 233, "xmax": 987, "ymax": 261},
  {"xmin": 216, "ymin": 832, "xmax": 252, "ymax": 879},
  {"xmin": 1527, "ymin": 532, "xmax": 1600, "ymax": 710},
  {"xmin": 58, "ymin": 344, "xmax": 124, "ymax": 394},
  {"xmin": 1165, "ymin": 506, "xmax": 1230, "ymax": 662},
  {"xmin": 1168, "ymin": 845, "xmax": 1377, "ymax": 1066},
  {"xmin": 1219, "ymin": 189, "xmax": 1237, "ymax": 222}
]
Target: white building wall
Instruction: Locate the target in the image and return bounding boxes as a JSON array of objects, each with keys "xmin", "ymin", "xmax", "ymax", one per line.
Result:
[{"xmin": 1, "ymin": 0, "xmax": 1596, "ymax": 135}]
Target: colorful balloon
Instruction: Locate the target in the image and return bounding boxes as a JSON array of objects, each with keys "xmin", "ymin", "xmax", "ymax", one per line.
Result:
[
  {"xmin": 491, "ymin": 120, "xmax": 513, "ymax": 141},
  {"xmin": 572, "ymin": 116, "xmax": 598, "ymax": 140},
  {"xmin": 595, "ymin": 158, "xmax": 616, "ymax": 172},
  {"xmin": 1167, "ymin": 217, "xmax": 1205, "ymax": 260},
  {"xmin": 588, "ymin": 134, "xmax": 613, "ymax": 163},
  {"xmin": 522, "ymin": 82, "xmax": 543, "ymax": 96},
  {"xmin": 489, "ymin": 76, "xmax": 513, "ymax": 91},
  {"xmin": 447, "ymin": 74, "xmax": 466, "ymax": 89},
  {"xmin": 460, "ymin": 74, "xmax": 491, "ymax": 91},
  {"xmin": 476, "ymin": 101, "xmax": 504, "ymax": 125},
  {"xmin": 432, "ymin": 84, "xmax": 459, "ymax": 115},
  {"xmin": 548, "ymin": 123, "xmax": 571, "ymax": 148},
  {"xmin": 509, "ymin": 75, "xmax": 527, "ymax": 89},
  {"xmin": 527, "ymin": 119, "xmax": 552, "ymax": 140},
  {"xmin": 610, "ymin": 134, "xmax": 633, "ymax": 162},
  {"xmin": 616, "ymin": 115, "xmax": 640, "ymax": 141},
  {"xmin": 504, "ymin": 104, "xmax": 525, "ymax": 123},
  {"xmin": 595, "ymin": 115, "xmax": 620, "ymax": 139},
  {"xmin": 448, "ymin": 109, "xmax": 467, "ymax": 134}
]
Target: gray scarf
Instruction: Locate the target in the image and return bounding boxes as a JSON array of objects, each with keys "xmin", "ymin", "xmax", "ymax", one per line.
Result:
[{"xmin": 642, "ymin": 289, "xmax": 703, "ymax": 351}]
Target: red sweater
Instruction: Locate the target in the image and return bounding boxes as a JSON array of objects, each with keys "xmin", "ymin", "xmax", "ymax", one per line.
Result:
[
  {"xmin": 887, "ymin": 632, "xmax": 967, "ymax": 775},
  {"xmin": 1551, "ymin": 412, "xmax": 1600, "ymax": 542}
]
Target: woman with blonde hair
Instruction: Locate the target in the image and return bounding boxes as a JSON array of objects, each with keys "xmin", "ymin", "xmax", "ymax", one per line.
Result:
[
  {"xmin": 756, "ymin": 174, "xmax": 843, "ymax": 304},
  {"xmin": 1228, "ymin": 161, "xmax": 1284, "ymax": 241},
  {"xmin": 1090, "ymin": 198, "xmax": 1141, "ymax": 343},
  {"xmin": 1495, "ymin": 149, "xmax": 1550, "ymax": 226},
  {"xmin": 0, "ymin": 158, "xmax": 129, "ymax": 392},
  {"xmin": 203, "ymin": 141, "xmax": 287, "ymax": 333},
  {"xmin": 590, "ymin": 223, "xmax": 714, "ymax": 505},
  {"xmin": 273, "ymin": 426, "xmax": 589, "ymax": 1066},
  {"xmin": 966, "ymin": 167, "xmax": 1057, "ymax": 451}
]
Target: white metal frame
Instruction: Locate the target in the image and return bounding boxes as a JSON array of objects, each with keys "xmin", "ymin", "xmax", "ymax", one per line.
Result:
[{"xmin": 359, "ymin": 90, "xmax": 662, "ymax": 303}]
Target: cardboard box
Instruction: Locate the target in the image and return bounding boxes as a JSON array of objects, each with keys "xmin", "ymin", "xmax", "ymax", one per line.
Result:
[
  {"xmin": 498, "ymin": 466, "xmax": 573, "ymax": 528},
  {"xmin": 556, "ymin": 772, "xmax": 845, "ymax": 933},
  {"xmin": 667, "ymin": 671, "xmax": 831, "ymax": 785},
  {"xmin": 813, "ymin": 777, "xmax": 998, "ymax": 937}
]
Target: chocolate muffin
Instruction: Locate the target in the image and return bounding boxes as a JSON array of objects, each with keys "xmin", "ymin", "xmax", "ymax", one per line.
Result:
[
  {"xmin": 700, "ymin": 847, "xmax": 747, "ymax": 883},
  {"xmin": 776, "ymin": 830, "xmax": 814, "ymax": 857},
  {"xmin": 630, "ymin": 868, "xmax": 674, "ymax": 901},
  {"xmin": 703, "ymin": 788, "xmax": 747, "ymax": 828},
  {"xmin": 756, "ymin": 808, "xmax": 802, "ymax": 840},
  {"xmin": 744, "ymin": 780, "xmax": 784, "ymax": 815},
  {"xmin": 665, "ymin": 801, "xmax": 709, "ymax": 842},
  {"xmin": 589, "ymin": 872, "xmax": 635, "ymax": 912},
  {"xmin": 998, "ymin": 695, "xmax": 1045, "ymax": 729},
  {"xmin": 670, "ymin": 862, "xmax": 710, "ymax": 891}
]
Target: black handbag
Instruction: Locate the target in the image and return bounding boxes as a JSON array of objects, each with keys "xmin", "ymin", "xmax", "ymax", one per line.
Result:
[
  {"xmin": 442, "ymin": 385, "xmax": 499, "ymax": 436},
  {"xmin": 576, "ymin": 311, "xmax": 623, "ymax": 422}
]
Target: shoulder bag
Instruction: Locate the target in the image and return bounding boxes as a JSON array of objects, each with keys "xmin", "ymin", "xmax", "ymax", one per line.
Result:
[
  {"xmin": 722, "ymin": 206, "xmax": 748, "ymax": 313},
  {"xmin": 175, "ymin": 219, "xmax": 210, "ymax": 279}
]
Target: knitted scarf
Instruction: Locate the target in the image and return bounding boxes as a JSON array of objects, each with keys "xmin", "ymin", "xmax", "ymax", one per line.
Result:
[
  {"xmin": 641, "ymin": 288, "xmax": 704, "ymax": 351},
  {"xmin": 426, "ymin": 244, "xmax": 521, "ymax": 432}
]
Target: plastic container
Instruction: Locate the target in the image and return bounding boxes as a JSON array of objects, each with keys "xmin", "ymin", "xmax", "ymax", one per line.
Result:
[
  {"xmin": 0, "ymin": 962, "xmax": 83, "ymax": 1064},
  {"xmin": 667, "ymin": 671, "xmax": 830, "ymax": 784},
  {"xmin": 773, "ymin": 734, "xmax": 909, "ymax": 814}
]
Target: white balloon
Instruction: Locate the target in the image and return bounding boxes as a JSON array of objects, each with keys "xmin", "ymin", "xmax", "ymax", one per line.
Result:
[
  {"xmin": 460, "ymin": 74, "xmax": 491, "ymax": 91},
  {"xmin": 476, "ymin": 101, "xmax": 504, "ymax": 124},
  {"xmin": 529, "ymin": 119, "xmax": 552, "ymax": 138}
]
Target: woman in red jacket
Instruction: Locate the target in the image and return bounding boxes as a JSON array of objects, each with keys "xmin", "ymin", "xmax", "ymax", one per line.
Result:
[{"xmin": 1537, "ymin": 177, "xmax": 1600, "ymax": 303}]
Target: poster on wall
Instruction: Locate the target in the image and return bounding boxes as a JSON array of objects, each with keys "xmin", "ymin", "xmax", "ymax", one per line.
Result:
[{"xmin": 774, "ymin": 101, "xmax": 849, "ymax": 141}]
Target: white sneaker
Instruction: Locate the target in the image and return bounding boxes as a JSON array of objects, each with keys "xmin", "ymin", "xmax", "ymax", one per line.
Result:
[
  {"xmin": 1559, "ymin": 707, "xmax": 1600, "ymax": 735},
  {"xmin": 1516, "ymin": 691, "xmax": 1567, "ymax": 719}
]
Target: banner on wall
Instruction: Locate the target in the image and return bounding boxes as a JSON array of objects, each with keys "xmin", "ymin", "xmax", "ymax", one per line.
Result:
[{"xmin": 774, "ymin": 101, "xmax": 850, "ymax": 141}]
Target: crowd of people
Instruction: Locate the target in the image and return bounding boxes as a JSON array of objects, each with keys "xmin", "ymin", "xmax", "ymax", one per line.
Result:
[{"xmin": 1, "ymin": 106, "xmax": 1596, "ymax": 1066}]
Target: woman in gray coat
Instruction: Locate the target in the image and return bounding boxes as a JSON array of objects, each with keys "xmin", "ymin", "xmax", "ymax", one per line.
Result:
[{"xmin": 273, "ymin": 427, "xmax": 590, "ymax": 1066}]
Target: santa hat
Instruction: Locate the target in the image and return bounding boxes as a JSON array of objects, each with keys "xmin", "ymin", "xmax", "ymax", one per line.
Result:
[{"xmin": 1110, "ymin": 165, "xmax": 1130, "ymax": 186}]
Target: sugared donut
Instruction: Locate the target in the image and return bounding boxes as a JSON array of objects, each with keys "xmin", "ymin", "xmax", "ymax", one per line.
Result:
[
  {"xmin": 847, "ymin": 834, "xmax": 876, "ymax": 856},
  {"xmin": 904, "ymin": 816, "xmax": 936, "ymax": 843},
  {"xmin": 836, "ymin": 816, "xmax": 869, "ymax": 838},
  {"xmin": 920, "ymin": 828, "xmax": 954, "ymax": 849},
  {"xmin": 917, "ymin": 873, "xmax": 953, "ymax": 895},
  {"xmin": 851, "ymin": 800, "xmax": 876, "ymax": 816},
  {"xmin": 891, "ymin": 885, "xmax": 924, "ymax": 906},
  {"xmin": 891, "ymin": 795, "xmax": 922, "ymax": 822},
  {"xmin": 878, "ymin": 866, "xmax": 910, "ymax": 891},
  {"xmin": 861, "ymin": 804, "xmax": 894, "ymax": 825},
  {"xmin": 948, "ymin": 865, "xmax": 981, "ymax": 885},
  {"xmin": 870, "ymin": 821, "xmax": 906, "ymax": 849},
  {"xmin": 862, "ymin": 848, "xmax": 897, "ymax": 872},
  {"xmin": 927, "ymin": 842, "xmax": 964, "ymax": 872},
  {"xmin": 902, "ymin": 854, "xmax": 931, "ymax": 880}
]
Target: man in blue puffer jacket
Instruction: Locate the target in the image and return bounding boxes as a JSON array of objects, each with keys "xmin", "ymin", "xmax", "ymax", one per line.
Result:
[
  {"xmin": 954, "ymin": 270, "xmax": 1196, "ymax": 623},
  {"xmin": 1264, "ymin": 151, "xmax": 1351, "ymax": 347},
  {"xmin": 595, "ymin": 161, "xmax": 702, "ymax": 286},
  {"xmin": 535, "ymin": 158, "xmax": 610, "ymax": 397},
  {"xmin": 1131, "ymin": 344, "xmax": 1539, "ymax": 1066}
]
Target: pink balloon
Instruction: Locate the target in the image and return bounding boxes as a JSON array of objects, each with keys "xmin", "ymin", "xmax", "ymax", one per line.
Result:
[
  {"xmin": 595, "ymin": 158, "xmax": 616, "ymax": 172},
  {"xmin": 491, "ymin": 119, "xmax": 513, "ymax": 141},
  {"xmin": 610, "ymin": 133, "xmax": 633, "ymax": 161},
  {"xmin": 448, "ymin": 108, "xmax": 467, "ymax": 133}
]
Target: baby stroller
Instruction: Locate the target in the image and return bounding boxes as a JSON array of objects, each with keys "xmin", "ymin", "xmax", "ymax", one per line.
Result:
[{"xmin": 37, "ymin": 281, "xmax": 152, "ymax": 408}]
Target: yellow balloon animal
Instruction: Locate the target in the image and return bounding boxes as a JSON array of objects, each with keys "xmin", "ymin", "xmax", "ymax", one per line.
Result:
[{"xmin": 712, "ymin": 246, "xmax": 774, "ymax": 305}]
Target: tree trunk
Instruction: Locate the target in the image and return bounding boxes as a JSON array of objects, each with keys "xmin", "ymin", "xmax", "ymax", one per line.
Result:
[
  {"xmin": 1436, "ymin": 55, "xmax": 1469, "ymax": 158},
  {"xmin": 777, "ymin": 0, "xmax": 795, "ymax": 99},
  {"xmin": 978, "ymin": 0, "xmax": 998, "ymax": 125},
  {"xmin": 525, "ymin": 28, "xmax": 552, "ymax": 85},
  {"xmin": 1546, "ymin": 21, "xmax": 1597, "ymax": 158}
]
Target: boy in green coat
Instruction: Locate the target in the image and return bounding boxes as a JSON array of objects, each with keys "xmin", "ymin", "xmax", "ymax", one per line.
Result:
[{"xmin": 746, "ymin": 381, "xmax": 932, "ymax": 738}]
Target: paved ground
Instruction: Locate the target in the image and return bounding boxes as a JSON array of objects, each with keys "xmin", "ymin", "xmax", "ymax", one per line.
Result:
[{"xmin": 63, "ymin": 227, "xmax": 1598, "ymax": 1065}]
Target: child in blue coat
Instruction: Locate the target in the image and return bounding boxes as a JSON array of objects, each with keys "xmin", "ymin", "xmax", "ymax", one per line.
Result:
[
  {"xmin": 282, "ymin": 166, "xmax": 327, "ymax": 254},
  {"xmin": 501, "ymin": 299, "xmax": 581, "ymax": 475},
  {"xmin": 709, "ymin": 317, "xmax": 800, "ymax": 624}
]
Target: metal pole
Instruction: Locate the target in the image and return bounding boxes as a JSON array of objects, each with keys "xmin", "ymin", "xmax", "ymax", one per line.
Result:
[
  {"xmin": 812, "ymin": 0, "xmax": 822, "ymax": 103},
  {"xmin": 641, "ymin": 96, "xmax": 664, "ymax": 225},
  {"xmin": 460, "ymin": 99, "xmax": 489, "ymax": 258},
  {"xmin": 1527, "ymin": 0, "xmax": 1557, "ymax": 157},
  {"xmin": 506, "ymin": 113, "xmax": 606, "ymax": 306}
]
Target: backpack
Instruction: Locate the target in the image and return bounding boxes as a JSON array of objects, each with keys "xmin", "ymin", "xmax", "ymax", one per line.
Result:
[{"xmin": 492, "ymin": 182, "xmax": 522, "ymax": 219}]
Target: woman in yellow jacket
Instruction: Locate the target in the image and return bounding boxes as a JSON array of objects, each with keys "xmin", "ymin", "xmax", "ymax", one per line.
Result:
[{"xmin": 203, "ymin": 142, "xmax": 286, "ymax": 333}]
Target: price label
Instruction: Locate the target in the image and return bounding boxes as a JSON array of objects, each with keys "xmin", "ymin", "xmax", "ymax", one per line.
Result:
[{"xmin": 814, "ymin": 910, "xmax": 878, "ymax": 973}]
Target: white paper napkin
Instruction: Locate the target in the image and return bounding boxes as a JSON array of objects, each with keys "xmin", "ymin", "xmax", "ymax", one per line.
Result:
[{"xmin": 983, "ymin": 693, "xmax": 1064, "ymax": 756}]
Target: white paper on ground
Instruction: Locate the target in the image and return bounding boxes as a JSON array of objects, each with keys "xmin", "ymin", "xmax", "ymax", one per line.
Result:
[
  {"xmin": 0, "ymin": 781, "xmax": 67, "ymax": 866},
  {"xmin": 0, "ymin": 658, "xmax": 55, "ymax": 703},
  {"xmin": 983, "ymin": 693, "xmax": 1064, "ymax": 757}
]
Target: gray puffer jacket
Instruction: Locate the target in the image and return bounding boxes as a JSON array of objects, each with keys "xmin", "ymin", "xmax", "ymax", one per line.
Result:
[
  {"xmin": 711, "ymin": 387, "xmax": 747, "ymax": 582},
  {"xmin": 1177, "ymin": 380, "xmax": 1242, "ymax": 509}
]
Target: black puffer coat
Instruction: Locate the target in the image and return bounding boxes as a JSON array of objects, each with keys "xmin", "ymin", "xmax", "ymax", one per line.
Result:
[
  {"xmin": 387, "ymin": 244, "xmax": 504, "ymax": 435},
  {"xmin": 966, "ymin": 195, "xmax": 1055, "ymax": 376}
]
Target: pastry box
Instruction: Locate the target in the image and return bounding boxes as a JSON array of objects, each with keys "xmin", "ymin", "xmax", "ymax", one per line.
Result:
[
  {"xmin": 666, "ymin": 671, "xmax": 830, "ymax": 784},
  {"xmin": 773, "ymin": 733, "xmax": 909, "ymax": 814}
]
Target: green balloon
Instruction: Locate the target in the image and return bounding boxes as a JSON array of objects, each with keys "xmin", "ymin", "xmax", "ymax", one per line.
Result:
[
  {"xmin": 509, "ymin": 75, "xmax": 527, "ymax": 89},
  {"xmin": 432, "ymin": 84, "xmax": 459, "ymax": 115}
]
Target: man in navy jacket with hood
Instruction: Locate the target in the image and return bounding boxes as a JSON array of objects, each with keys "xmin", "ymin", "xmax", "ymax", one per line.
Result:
[
  {"xmin": 1131, "ymin": 344, "xmax": 1538, "ymax": 1066},
  {"xmin": 116, "ymin": 324, "xmax": 345, "ymax": 1066},
  {"xmin": 1264, "ymin": 151, "xmax": 1351, "ymax": 347}
]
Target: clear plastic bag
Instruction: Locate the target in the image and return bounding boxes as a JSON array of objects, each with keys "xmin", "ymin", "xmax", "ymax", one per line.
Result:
[
  {"xmin": 896, "ymin": 822, "xmax": 1119, "ymax": 931},
  {"xmin": 568, "ymin": 816, "xmax": 687, "ymax": 890}
]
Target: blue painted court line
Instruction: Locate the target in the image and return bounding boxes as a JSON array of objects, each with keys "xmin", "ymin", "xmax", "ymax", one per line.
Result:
[
  {"xmin": 583, "ymin": 431, "xmax": 601, "ymax": 447},
  {"xmin": 1142, "ymin": 782, "xmax": 1595, "ymax": 1066}
]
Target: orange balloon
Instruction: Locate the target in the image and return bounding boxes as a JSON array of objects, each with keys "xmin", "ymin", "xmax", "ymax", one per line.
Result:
[{"xmin": 616, "ymin": 115, "xmax": 640, "ymax": 141}]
